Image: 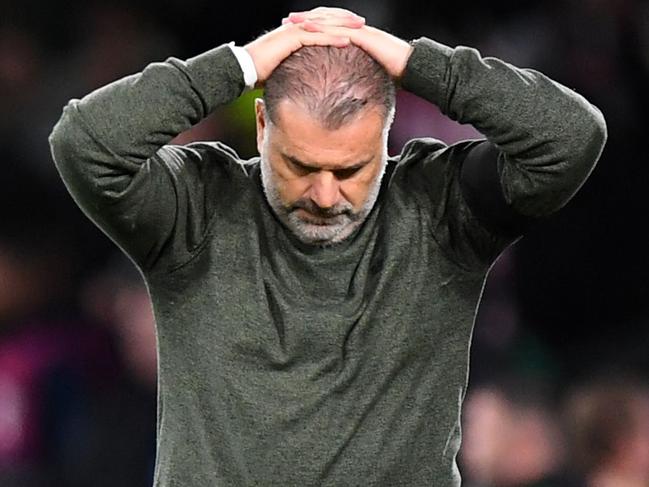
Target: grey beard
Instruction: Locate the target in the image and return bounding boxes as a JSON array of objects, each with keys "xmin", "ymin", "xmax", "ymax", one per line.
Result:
[{"xmin": 260, "ymin": 156, "xmax": 386, "ymax": 247}]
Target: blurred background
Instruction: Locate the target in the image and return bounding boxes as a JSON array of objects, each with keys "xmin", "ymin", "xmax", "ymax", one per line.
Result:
[{"xmin": 1, "ymin": 0, "xmax": 648, "ymax": 485}]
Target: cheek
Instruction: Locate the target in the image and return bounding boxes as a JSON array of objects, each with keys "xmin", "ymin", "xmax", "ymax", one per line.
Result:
[
  {"xmin": 342, "ymin": 169, "xmax": 380, "ymax": 207},
  {"xmin": 274, "ymin": 169, "xmax": 310, "ymax": 203},
  {"xmin": 340, "ymin": 180, "xmax": 369, "ymax": 208}
]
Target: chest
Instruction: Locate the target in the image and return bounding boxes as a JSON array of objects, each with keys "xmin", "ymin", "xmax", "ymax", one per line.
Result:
[{"xmin": 156, "ymin": 217, "xmax": 485, "ymax": 382}]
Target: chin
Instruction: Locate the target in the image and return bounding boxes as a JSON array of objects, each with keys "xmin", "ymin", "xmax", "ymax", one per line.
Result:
[{"xmin": 290, "ymin": 217, "xmax": 358, "ymax": 246}]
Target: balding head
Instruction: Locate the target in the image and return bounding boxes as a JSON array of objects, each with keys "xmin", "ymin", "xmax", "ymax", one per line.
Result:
[{"xmin": 262, "ymin": 44, "xmax": 396, "ymax": 130}]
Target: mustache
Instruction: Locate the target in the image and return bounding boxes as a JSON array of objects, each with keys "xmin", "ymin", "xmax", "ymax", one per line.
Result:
[{"xmin": 290, "ymin": 199, "xmax": 353, "ymax": 218}]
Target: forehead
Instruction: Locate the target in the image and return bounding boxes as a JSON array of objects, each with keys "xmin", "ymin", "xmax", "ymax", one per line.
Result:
[{"xmin": 270, "ymin": 99, "xmax": 386, "ymax": 169}]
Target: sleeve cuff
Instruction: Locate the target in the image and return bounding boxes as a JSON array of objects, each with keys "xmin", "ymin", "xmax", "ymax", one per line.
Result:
[
  {"xmin": 183, "ymin": 43, "xmax": 247, "ymax": 112},
  {"xmin": 227, "ymin": 42, "xmax": 258, "ymax": 91},
  {"xmin": 400, "ymin": 37, "xmax": 454, "ymax": 109}
]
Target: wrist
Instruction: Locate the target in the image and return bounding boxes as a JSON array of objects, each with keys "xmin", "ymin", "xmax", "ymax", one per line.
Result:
[
  {"xmin": 395, "ymin": 40, "xmax": 416, "ymax": 81},
  {"xmin": 227, "ymin": 42, "xmax": 258, "ymax": 91},
  {"xmin": 355, "ymin": 26, "xmax": 414, "ymax": 80}
]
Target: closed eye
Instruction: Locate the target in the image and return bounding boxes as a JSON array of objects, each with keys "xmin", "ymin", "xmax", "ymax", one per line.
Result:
[
  {"xmin": 286, "ymin": 157, "xmax": 317, "ymax": 175},
  {"xmin": 284, "ymin": 154, "xmax": 369, "ymax": 179},
  {"xmin": 334, "ymin": 166, "xmax": 362, "ymax": 179}
]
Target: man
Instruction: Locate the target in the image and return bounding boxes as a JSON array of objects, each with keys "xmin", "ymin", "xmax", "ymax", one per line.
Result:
[{"xmin": 48, "ymin": 7, "xmax": 607, "ymax": 486}]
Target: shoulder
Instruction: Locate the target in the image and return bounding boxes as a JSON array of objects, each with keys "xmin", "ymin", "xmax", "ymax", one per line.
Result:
[
  {"xmin": 391, "ymin": 136, "xmax": 486, "ymax": 195},
  {"xmin": 152, "ymin": 140, "xmax": 258, "ymax": 184},
  {"xmin": 397, "ymin": 136, "xmax": 448, "ymax": 164},
  {"xmin": 394, "ymin": 136, "xmax": 487, "ymax": 171},
  {"xmin": 387, "ymin": 136, "xmax": 514, "ymax": 271},
  {"xmin": 155, "ymin": 140, "xmax": 244, "ymax": 169}
]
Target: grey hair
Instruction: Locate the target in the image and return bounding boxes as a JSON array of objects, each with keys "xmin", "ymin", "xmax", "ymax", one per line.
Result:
[{"xmin": 262, "ymin": 44, "xmax": 396, "ymax": 131}]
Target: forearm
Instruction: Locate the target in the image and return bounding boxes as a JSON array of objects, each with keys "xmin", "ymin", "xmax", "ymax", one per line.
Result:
[{"xmin": 401, "ymin": 37, "xmax": 607, "ymax": 217}]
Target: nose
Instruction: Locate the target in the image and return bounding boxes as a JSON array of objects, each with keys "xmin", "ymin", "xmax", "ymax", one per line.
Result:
[{"xmin": 308, "ymin": 170, "xmax": 341, "ymax": 209}]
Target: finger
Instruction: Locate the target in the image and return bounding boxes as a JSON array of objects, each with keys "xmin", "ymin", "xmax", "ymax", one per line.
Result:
[
  {"xmin": 297, "ymin": 24, "xmax": 360, "ymax": 39},
  {"xmin": 299, "ymin": 13, "xmax": 365, "ymax": 26},
  {"xmin": 310, "ymin": 7, "xmax": 363, "ymax": 18},
  {"xmin": 301, "ymin": 21, "xmax": 322, "ymax": 33},
  {"xmin": 288, "ymin": 8, "xmax": 364, "ymax": 22},
  {"xmin": 290, "ymin": 15, "xmax": 365, "ymax": 28},
  {"xmin": 299, "ymin": 32, "xmax": 351, "ymax": 48},
  {"xmin": 287, "ymin": 12, "xmax": 307, "ymax": 22}
]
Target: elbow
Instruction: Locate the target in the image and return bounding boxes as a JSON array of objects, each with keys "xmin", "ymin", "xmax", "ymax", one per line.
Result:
[
  {"xmin": 557, "ymin": 102, "xmax": 608, "ymax": 196},
  {"xmin": 47, "ymin": 100, "xmax": 98, "ymax": 203},
  {"xmin": 507, "ymin": 104, "xmax": 607, "ymax": 218},
  {"xmin": 48, "ymin": 101, "xmax": 81, "ymax": 171},
  {"xmin": 576, "ymin": 102, "xmax": 608, "ymax": 173},
  {"xmin": 585, "ymin": 103, "xmax": 608, "ymax": 159},
  {"xmin": 48, "ymin": 120, "xmax": 68, "ymax": 171},
  {"xmin": 545, "ymin": 103, "xmax": 607, "ymax": 214}
]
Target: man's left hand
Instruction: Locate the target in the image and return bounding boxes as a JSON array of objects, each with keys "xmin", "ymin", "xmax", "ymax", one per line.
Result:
[{"xmin": 282, "ymin": 7, "xmax": 414, "ymax": 80}]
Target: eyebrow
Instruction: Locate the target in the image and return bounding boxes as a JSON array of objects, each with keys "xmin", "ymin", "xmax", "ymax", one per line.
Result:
[{"xmin": 281, "ymin": 152, "xmax": 373, "ymax": 172}]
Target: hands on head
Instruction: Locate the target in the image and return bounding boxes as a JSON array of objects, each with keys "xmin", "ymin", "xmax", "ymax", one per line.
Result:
[{"xmin": 244, "ymin": 6, "xmax": 413, "ymax": 88}]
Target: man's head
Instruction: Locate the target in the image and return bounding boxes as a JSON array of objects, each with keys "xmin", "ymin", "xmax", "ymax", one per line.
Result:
[{"xmin": 256, "ymin": 44, "xmax": 396, "ymax": 247}]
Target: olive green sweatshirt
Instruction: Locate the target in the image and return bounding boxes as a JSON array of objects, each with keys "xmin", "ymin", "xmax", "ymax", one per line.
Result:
[{"xmin": 48, "ymin": 36, "xmax": 606, "ymax": 486}]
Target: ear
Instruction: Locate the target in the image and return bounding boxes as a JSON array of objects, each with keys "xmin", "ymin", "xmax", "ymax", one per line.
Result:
[{"xmin": 255, "ymin": 98, "xmax": 267, "ymax": 156}]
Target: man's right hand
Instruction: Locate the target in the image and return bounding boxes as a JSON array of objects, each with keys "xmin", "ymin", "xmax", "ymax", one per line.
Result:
[{"xmin": 244, "ymin": 8, "xmax": 365, "ymax": 88}]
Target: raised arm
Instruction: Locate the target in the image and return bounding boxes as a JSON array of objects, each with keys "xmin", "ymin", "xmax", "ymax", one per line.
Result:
[
  {"xmin": 48, "ymin": 18, "xmax": 360, "ymax": 272},
  {"xmin": 285, "ymin": 10, "xmax": 607, "ymax": 266},
  {"xmin": 48, "ymin": 43, "xmax": 249, "ymax": 272},
  {"xmin": 396, "ymin": 35, "xmax": 607, "ymax": 227}
]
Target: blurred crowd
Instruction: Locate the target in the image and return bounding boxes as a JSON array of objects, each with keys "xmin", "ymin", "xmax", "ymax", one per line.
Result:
[{"xmin": 1, "ymin": 0, "xmax": 648, "ymax": 485}]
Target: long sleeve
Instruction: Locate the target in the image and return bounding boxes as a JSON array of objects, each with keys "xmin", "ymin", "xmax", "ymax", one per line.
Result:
[
  {"xmin": 48, "ymin": 44, "xmax": 247, "ymax": 272},
  {"xmin": 397, "ymin": 37, "xmax": 607, "ymax": 269}
]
